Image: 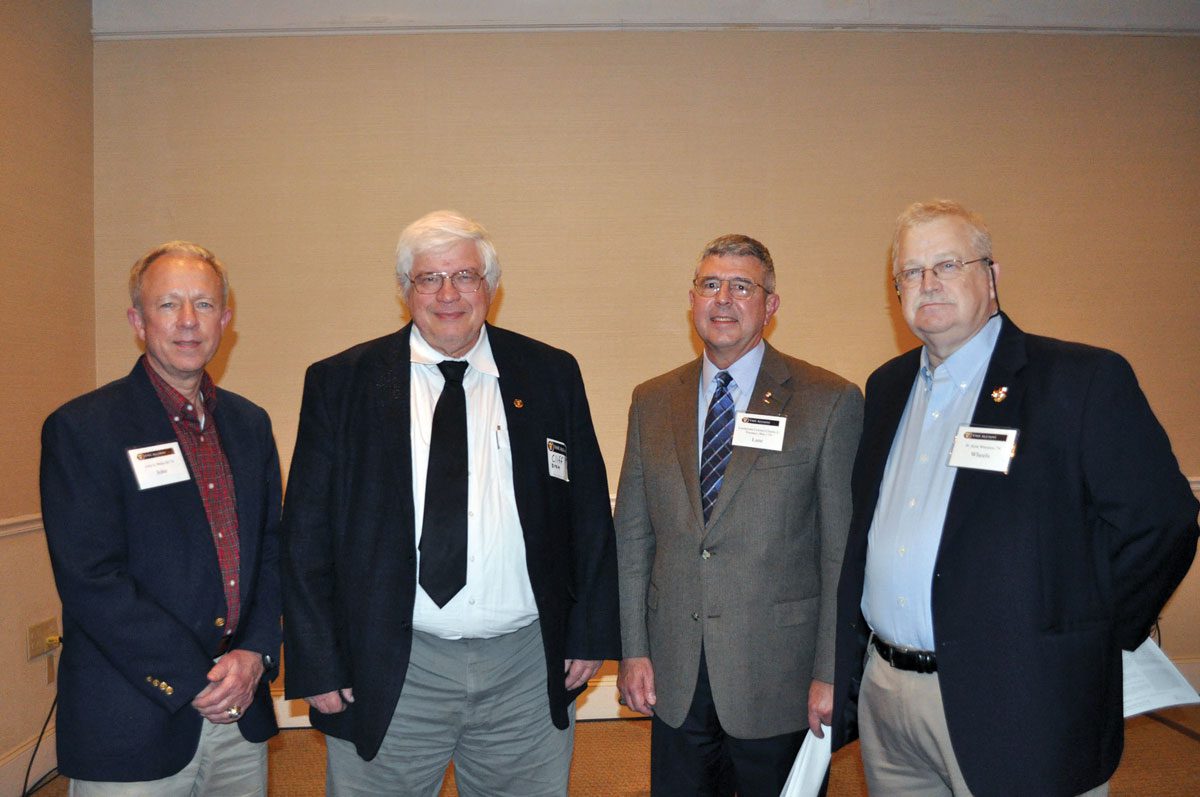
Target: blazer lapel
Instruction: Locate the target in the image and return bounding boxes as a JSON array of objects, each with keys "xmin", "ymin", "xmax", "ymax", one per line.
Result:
[
  {"xmin": 490, "ymin": 327, "xmax": 540, "ymax": 538},
  {"xmin": 859, "ymin": 350, "xmax": 922, "ymax": 513},
  {"xmin": 703, "ymin": 345, "xmax": 792, "ymax": 535},
  {"xmin": 211, "ymin": 390, "xmax": 259, "ymax": 601},
  {"xmin": 670, "ymin": 360, "xmax": 706, "ymax": 532},
  {"xmin": 373, "ymin": 326, "xmax": 415, "ymax": 536},
  {"xmin": 938, "ymin": 315, "xmax": 1028, "ymax": 549}
]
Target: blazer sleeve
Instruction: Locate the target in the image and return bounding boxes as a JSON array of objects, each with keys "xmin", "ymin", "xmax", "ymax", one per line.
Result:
[
  {"xmin": 40, "ymin": 410, "xmax": 215, "ymax": 711},
  {"xmin": 281, "ymin": 363, "xmax": 352, "ymax": 698},
  {"xmin": 811, "ymin": 382, "xmax": 864, "ymax": 682},
  {"xmin": 1080, "ymin": 351, "xmax": 1199, "ymax": 650},
  {"xmin": 562, "ymin": 355, "xmax": 622, "ymax": 660},
  {"xmin": 613, "ymin": 385, "xmax": 654, "ymax": 658}
]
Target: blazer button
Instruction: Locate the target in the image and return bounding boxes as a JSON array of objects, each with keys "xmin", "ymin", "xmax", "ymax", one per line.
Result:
[
  {"xmin": 166, "ymin": 686, "xmax": 174, "ymax": 695},
  {"xmin": 691, "ymin": 612, "xmax": 700, "ymax": 621},
  {"xmin": 214, "ymin": 617, "xmax": 226, "ymax": 628},
  {"xmin": 701, "ymin": 549, "xmax": 712, "ymax": 560},
  {"xmin": 152, "ymin": 679, "xmax": 160, "ymax": 687}
]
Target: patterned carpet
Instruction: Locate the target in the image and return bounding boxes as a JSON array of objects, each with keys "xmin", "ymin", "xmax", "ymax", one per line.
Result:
[{"xmin": 32, "ymin": 706, "xmax": 1200, "ymax": 795}]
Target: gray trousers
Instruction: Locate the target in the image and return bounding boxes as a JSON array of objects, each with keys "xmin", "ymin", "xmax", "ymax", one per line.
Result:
[{"xmin": 326, "ymin": 620, "xmax": 575, "ymax": 797}]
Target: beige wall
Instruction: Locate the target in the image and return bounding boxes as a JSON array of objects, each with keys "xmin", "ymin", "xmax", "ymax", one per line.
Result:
[
  {"xmin": 93, "ymin": 30, "xmax": 1200, "ymax": 661},
  {"xmin": 0, "ymin": 0, "xmax": 93, "ymax": 777}
]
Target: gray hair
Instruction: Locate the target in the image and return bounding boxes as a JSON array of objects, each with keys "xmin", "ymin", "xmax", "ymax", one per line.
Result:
[
  {"xmin": 697, "ymin": 234, "xmax": 776, "ymax": 293},
  {"xmin": 891, "ymin": 200, "xmax": 993, "ymax": 273},
  {"xmin": 395, "ymin": 210, "xmax": 501, "ymax": 294},
  {"xmin": 129, "ymin": 241, "xmax": 229, "ymax": 311}
]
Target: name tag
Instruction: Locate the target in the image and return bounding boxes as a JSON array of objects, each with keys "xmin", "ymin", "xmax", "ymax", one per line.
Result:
[
  {"xmin": 948, "ymin": 425, "xmax": 1018, "ymax": 474},
  {"xmin": 127, "ymin": 441, "xmax": 191, "ymax": 490},
  {"xmin": 546, "ymin": 438, "xmax": 569, "ymax": 481},
  {"xmin": 731, "ymin": 412, "xmax": 787, "ymax": 451}
]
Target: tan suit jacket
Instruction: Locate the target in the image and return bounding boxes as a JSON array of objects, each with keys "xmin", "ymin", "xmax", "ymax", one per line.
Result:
[{"xmin": 615, "ymin": 343, "xmax": 862, "ymax": 738}]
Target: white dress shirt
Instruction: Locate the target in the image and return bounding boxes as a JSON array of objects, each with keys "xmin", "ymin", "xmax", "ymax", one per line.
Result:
[{"xmin": 409, "ymin": 326, "xmax": 538, "ymax": 639}]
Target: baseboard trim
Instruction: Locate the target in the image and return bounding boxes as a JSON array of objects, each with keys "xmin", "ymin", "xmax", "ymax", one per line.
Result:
[
  {"xmin": 0, "ymin": 513, "xmax": 43, "ymax": 540},
  {"xmin": 0, "ymin": 727, "xmax": 57, "ymax": 796}
]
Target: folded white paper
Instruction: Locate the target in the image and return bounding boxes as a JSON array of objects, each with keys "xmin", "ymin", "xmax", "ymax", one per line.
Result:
[
  {"xmin": 780, "ymin": 725, "xmax": 832, "ymax": 797},
  {"xmin": 1122, "ymin": 637, "xmax": 1200, "ymax": 717}
]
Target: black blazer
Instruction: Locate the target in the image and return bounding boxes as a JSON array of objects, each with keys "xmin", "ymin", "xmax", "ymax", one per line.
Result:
[
  {"xmin": 832, "ymin": 315, "xmax": 1198, "ymax": 796},
  {"xmin": 41, "ymin": 361, "xmax": 282, "ymax": 781},
  {"xmin": 281, "ymin": 323, "xmax": 620, "ymax": 760}
]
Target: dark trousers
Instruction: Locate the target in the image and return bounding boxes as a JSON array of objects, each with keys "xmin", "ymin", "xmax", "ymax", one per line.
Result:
[{"xmin": 650, "ymin": 648, "xmax": 806, "ymax": 797}]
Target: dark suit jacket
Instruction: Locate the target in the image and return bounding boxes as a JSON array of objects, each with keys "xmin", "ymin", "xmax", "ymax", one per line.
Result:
[
  {"xmin": 832, "ymin": 315, "xmax": 1199, "ymax": 796},
  {"xmin": 615, "ymin": 344, "xmax": 862, "ymax": 738},
  {"xmin": 281, "ymin": 323, "xmax": 620, "ymax": 761},
  {"xmin": 40, "ymin": 360, "xmax": 282, "ymax": 782}
]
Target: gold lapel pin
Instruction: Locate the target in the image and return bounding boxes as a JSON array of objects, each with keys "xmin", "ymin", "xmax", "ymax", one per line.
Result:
[
  {"xmin": 762, "ymin": 391, "xmax": 773, "ymax": 405},
  {"xmin": 513, "ymin": 398, "xmax": 524, "ymax": 409},
  {"xmin": 990, "ymin": 386, "xmax": 1009, "ymax": 403}
]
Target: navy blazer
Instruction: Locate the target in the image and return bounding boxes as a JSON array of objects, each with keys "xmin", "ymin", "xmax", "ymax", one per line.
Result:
[
  {"xmin": 41, "ymin": 361, "xmax": 282, "ymax": 782},
  {"xmin": 832, "ymin": 315, "xmax": 1198, "ymax": 796},
  {"xmin": 281, "ymin": 323, "xmax": 621, "ymax": 761}
]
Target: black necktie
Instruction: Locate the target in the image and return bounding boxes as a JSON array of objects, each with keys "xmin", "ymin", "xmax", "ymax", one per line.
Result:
[
  {"xmin": 419, "ymin": 360, "xmax": 469, "ymax": 607},
  {"xmin": 700, "ymin": 371, "xmax": 735, "ymax": 523}
]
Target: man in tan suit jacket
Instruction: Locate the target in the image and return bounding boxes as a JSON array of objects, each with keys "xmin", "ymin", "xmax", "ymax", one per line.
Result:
[{"xmin": 615, "ymin": 234, "xmax": 862, "ymax": 797}]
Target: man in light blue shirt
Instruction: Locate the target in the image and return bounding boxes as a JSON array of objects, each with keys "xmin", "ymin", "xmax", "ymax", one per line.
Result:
[{"xmin": 832, "ymin": 200, "xmax": 1198, "ymax": 797}]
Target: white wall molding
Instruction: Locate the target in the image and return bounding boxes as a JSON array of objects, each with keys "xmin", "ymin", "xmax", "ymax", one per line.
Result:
[
  {"xmin": 0, "ymin": 514, "xmax": 43, "ymax": 540},
  {"xmin": 0, "ymin": 727, "xmax": 57, "ymax": 797},
  {"xmin": 92, "ymin": 1, "xmax": 1200, "ymax": 40}
]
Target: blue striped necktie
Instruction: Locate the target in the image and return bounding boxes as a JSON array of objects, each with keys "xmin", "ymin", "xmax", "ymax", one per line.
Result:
[{"xmin": 700, "ymin": 371, "xmax": 735, "ymax": 523}]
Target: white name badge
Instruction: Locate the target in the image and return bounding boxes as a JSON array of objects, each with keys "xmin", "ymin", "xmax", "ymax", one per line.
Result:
[
  {"xmin": 127, "ymin": 441, "xmax": 191, "ymax": 490},
  {"xmin": 546, "ymin": 438, "xmax": 569, "ymax": 482},
  {"xmin": 948, "ymin": 425, "xmax": 1019, "ymax": 474},
  {"xmin": 731, "ymin": 412, "xmax": 787, "ymax": 451}
]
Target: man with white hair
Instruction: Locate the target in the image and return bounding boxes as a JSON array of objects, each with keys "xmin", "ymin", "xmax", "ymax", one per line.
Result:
[{"xmin": 282, "ymin": 210, "xmax": 620, "ymax": 796}]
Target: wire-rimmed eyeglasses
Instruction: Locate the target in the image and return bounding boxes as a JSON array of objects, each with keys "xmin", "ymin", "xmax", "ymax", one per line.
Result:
[
  {"xmin": 893, "ymin": 258, "xmax": 993, "ymax": 291},
  {"xmin": 692, "ymin": 276, "xmax": 770, "ymax": 300},
  {"xmin": 409, "ymin": 270, "xmax": 485, "ymax": 294}
]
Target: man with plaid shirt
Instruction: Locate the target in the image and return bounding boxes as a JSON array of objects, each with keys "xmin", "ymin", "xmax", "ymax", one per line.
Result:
[{"xmin": 41, "ymin": 242, "xmax": 282, "ymax": 795}]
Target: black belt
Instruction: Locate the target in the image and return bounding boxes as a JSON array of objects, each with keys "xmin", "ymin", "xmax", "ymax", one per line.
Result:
[{"xmin": 872, "ymin": 635, "xmax": 937, "ymax": 673}]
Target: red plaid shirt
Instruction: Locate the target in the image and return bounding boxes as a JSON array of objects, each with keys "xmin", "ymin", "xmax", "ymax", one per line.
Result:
[{"xmin": 144, "ymin": 358, "xmax": 242, "ymax": 638}]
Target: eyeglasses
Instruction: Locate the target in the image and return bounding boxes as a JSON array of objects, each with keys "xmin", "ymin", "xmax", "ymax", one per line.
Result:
[
  {"xmin": 409, "ymin": 270, "xmax": 485, "ymax": 295},
  {"xmin": 692, "ymin": 276, "xmax": 770, "ymax": 300},
  {"xmin": 893, "ymin": 258, "xmax": 993, "ymax": 290}
]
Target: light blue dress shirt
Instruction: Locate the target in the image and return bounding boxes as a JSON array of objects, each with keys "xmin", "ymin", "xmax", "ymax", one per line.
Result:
[
  {"xmin": 697, "ymin": 341, "xmax": 766, "ymax": 464},
  {"xmin": 862, "ymin": 315, "xmax": 1003, "ymax": 650}
]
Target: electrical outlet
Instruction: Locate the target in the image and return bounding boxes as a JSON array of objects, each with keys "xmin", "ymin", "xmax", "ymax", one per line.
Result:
[{"xmin": 27, "ymin": 618, "xmax": 60, "ymax": 660}]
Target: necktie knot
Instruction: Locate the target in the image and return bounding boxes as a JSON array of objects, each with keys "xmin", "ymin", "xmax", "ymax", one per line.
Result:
[
  {"xmin": 714, "ymin": 370, "xmax": 732, "ymax": 391},
  {"xmin": 438, "ymin": 360, "xmax": 468, "ymax": 383}
]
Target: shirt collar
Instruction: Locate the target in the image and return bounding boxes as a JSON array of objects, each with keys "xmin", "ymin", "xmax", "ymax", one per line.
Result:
[
  {"xmin": 409, "ymin": 324, "xmax": 499, "ymax": 378},
  {"xmin": 702, "ymin": 340, "xmax": 765, "ymax": 395},
  {"xmin": 142, "ymin": 355, "xmax": 217, "ymax": 419},
  {"xmin": 919, "ymin": 314, "xmax": 1003, "ymax": 388}
]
